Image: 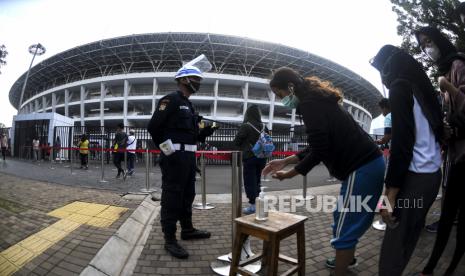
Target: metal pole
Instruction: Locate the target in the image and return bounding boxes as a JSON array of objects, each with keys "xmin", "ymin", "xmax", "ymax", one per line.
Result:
[
  {"xmin": 99, "ymin": 133, "xmax": 107, "ymax": 183},
  {"xmin": 294, "ymin": 174, "xmax": 314, "ymax": 201},
  {"xmin": 70, "ymin": 146, "xmax": 74, "ymax": 175},
  {"xmin": 49, "ymin": 146, "xmax": 55, "ymax": 170},
  {"xmin": 194, "ymin": 153, "xmax": 214, "ymax": 210},
  {"xmin": 211, "ymin": 151, "xmax": 260, "ymax": 275},
  {"xmin": 140, "ymin": 149, "xmax": 156, "ymax": 194}
]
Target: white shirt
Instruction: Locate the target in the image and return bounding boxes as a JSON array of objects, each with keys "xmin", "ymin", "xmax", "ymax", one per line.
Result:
[
  {"xmin": 408, "ymin": 96, "xmax": 442, "ymax": 173},
  {"xmin": 127, "ymin": 135, "xmax": 137, "ymax": 152}
]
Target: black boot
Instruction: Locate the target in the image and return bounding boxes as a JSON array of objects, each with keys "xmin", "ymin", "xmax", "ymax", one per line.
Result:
[
  {"xmin": 164, "ymin": 239, "xmax": 188, "ymax": 259},
  {"xmin": 181, "ymin": 228, "xmax": 211, "ymax": 240}
]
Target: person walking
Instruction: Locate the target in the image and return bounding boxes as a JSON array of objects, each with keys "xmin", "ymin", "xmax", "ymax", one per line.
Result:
[
  {"xmin": 126, "ymin": 129, "xmax": 137, "ymax": 176},
  {"xmin": 263, "ymin": 67, "xmax": 385, "ymax": 276},
  {"xmin": 1, "ymin": 134, "xmax": 8, "ymax": 161},
  {"xmin": 147, "ymin": 55, "xmax": 216, "ymax": 259},
  {"xmin": 78, "ymin": 134, "xmax": 89, "ymax": 169},
  {"xmin": 233, "ymin": 105, "xmax": 267, "ymax": 215},
  {"xmin": 113, "ymin": 123, "xmax": 127, "ymax": 179},
  {"xmin": 414, "ymin": 26, "xmax": 465, "ymax": 276},
  {"xmin": 370, "ymin": 44, "xmax": 444, "ymax": 276},
  {"xmin": 32, "ymin": 137, "xmax": 40, "ymax": 161}
]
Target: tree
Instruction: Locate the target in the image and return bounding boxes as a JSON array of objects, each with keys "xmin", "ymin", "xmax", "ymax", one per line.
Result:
[
  {"xmin": 0, "ymin": 45, "xmax": 7, "ymax": 74},
  {"xmin": 390, "ymin": 0, "xmax": 465, "ymax": 73}
]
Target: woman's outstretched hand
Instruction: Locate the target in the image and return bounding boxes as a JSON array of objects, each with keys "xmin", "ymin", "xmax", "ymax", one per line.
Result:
[
  {"xmin": 262, "ymin": 159, "xmax": 287, "ymax": 176},
  {"xmin": 271, "ymin": 169, "xmax": 298, "ymax": 181}
]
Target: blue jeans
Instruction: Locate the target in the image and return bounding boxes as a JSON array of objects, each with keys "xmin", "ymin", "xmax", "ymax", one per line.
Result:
[
  {"xmin": 127, "ymin": 153, "xmax": 135, "ymax": 172},
  {"xmin": 243, "ymin": 156, "xmax": 266, "ymax": 204}
]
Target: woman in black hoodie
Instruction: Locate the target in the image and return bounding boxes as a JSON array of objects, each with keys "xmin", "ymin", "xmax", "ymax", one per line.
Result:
[
  {"xmin": 370, "ymin": 45, "xmax": 443, "ymax": 276},
  {"xmin": 264, "ymin": 68, "xmax": 384, "ymax": 276},
  {"xmin": 414, "ymin": 26, "xmax": 465, "ymax": 276},
  {"xmin": 234, "ymin": 105, "xmax": 268, "ymax": 214}
]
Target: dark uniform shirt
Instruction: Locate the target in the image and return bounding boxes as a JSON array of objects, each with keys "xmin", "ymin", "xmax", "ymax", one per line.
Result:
[{"xmin": 148, "ymin": 91, "xmax": 204, "ymax": 147}]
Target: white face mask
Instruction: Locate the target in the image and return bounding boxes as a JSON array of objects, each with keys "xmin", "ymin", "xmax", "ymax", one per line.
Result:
[{"xmin": 424, "ymin": 44, "xmax": 441, "ymax": 62}]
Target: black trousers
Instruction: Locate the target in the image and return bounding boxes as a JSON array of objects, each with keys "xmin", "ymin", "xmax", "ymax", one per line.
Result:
[
  {"xmin": 1, "ymin": 147, "xmax": 6, "ymax": 160},
  {"xmin": 80, "ymin": 153, "xmax": 88, "ymax": 167},
  {"xmin": 113, "ymin": 152, "xmax": 125, "ymax": 174},
  {"xmin": 379, "ymin": 170, "xmax": 441, "ymax": 276},
  {"xmin": 423, "ymin": 161, "xmax": 465, "ymax": 275},
  {"xmin": 159, "ymin": 151, "xmax": 196, "ymax": 240},
  {"xmin": 243, "ymin": 156, "xmax": 266, "ymax": 204}
]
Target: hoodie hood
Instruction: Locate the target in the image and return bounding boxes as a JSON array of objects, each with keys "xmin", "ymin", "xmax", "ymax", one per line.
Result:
[{"xmin": 243, "ymin": 105, "xmax": 262, "ymax": 128}]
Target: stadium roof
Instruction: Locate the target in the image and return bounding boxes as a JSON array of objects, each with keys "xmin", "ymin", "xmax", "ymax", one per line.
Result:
[{"xmin": 9, "ymin": 32, "xmax": 382, "ymax": 115}]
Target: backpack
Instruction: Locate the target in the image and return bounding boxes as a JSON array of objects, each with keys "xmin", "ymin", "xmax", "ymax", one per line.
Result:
[{"xmin": 247, "ymin": 122, "xmax": 275, "ymax": 158}]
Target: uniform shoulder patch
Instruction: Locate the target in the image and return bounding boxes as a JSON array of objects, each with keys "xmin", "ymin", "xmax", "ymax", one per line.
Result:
[{"xmin": 158, "ymin": 98, "xmax": 170, "ymax": 111}]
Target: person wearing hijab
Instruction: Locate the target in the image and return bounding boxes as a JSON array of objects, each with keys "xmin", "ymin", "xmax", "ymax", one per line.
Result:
[
  {"xmin": 370, "ymin": 45, "xmax": 443, "ymax": 276},
  {"xmin": 264, "ymin": 68, "xmax": 384, "ymax": 276},
  {"xmin": 414, "ymin": 26, "xmax": 465, "ymax": 276},
  {"xmin": 233, "ymin": 105, "xmax": 268, "ymax": 214}
]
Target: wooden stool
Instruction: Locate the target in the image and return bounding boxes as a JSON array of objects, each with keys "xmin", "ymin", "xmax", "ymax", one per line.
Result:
[{"xmin": 229, "ymin": 211, "xmax": 307, "ymax": 276}]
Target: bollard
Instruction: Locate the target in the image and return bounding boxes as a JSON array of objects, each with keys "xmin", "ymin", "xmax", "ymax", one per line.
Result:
[
  {"xmin": 99, "ymin": 137, "xmax": 108, "ymax": 183},
  {"xmin": 194, "ymin": 153, "xmax": 214, "ymax": 210},
  {"xmin": 49, "ymin": 147, "xmax": 55, "ymax": 170},
  {"xmin": 294, "ymin": 174, "xmax": 314, "ymax": 201},
  {"xmin": 70, "ymin": 147, "xmax": 75, "ymax": 175},
  {"xmin": 140, "ymin": 149, "xmax": 156, "ymax": 194},
  {"xmin": 211, "ymin": 151, "xmax": 260, "ymax": 275}
]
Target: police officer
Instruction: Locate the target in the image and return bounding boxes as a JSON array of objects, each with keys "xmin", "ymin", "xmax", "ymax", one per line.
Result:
[{"xmin": 147, "ymin": 63, "xmax": 215, "ymax": 259}]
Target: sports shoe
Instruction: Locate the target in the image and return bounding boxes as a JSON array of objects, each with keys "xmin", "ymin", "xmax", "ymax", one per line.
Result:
[
  {"xmin": 164, "ymin": 240, "xmax": 188, "ymax": 259},
  {"xmin": 325, "ymin": 257, "xmax": 358, "ymax": 269},
  {"xmin": 242, "ymin": 204, "xmax": 256, "ymax": 215},
  {"xmin": 122, "ymin": 170, "xmax": 127, "ymax": 180},
  {"xmin": 425, "ymin": 221, "xmax": 439, "ymax": 233},
  {"xmin": 181, "ymin": 228, "xmax": 211, "ymax": 240}
]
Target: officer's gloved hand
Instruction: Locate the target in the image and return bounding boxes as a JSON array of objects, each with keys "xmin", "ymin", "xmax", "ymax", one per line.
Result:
[
  {"xmin": 196, "ymin": 114, "xmax": 204, "ymax": 124},
  {"xmin": 201, "ymin": 126, "xmax": 216, "ymax": 137}
]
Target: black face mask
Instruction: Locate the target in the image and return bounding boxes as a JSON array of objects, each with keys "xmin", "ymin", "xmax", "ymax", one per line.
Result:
[{"xmin": 187, "ymin": 79, "xmax": 201, "ymax": 93}]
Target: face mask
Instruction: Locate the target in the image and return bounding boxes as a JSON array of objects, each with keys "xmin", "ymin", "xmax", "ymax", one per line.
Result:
[
  {"xmin": 424, "ymin": 44, "xmax": 441, "ymax": 62},
  {"xmin": 186, "ymin": 78, "xmax": 201, "ymax": 93},
  {"xmin": 282, "ymin": 94, "xmax": 299, "ymax": 109}
]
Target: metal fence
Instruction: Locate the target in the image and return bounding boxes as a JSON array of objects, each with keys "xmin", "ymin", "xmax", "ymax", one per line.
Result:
[{"xmin": 46, "ymin": 122, "xmax": 309, "ymax": 165}]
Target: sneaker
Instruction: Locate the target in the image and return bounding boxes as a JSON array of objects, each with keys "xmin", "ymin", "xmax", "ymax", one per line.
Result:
[
  {"xmin": 181, "ymin": 228, "xmax": 211, "ymax": 240},
  {"xmin": 242, "ymin": 204, "xmax": 256, "ymax": 215},
  {"xmin": 325, "ymin": 257, "xmax": 358, "ymax": 269},
  {"xmin": 164, "ymin": 240, "xmax": 189, "ymax": 259},
  {"xmin": 425, "ymin": 221, "xmax": 439, "ymax": 233},
  {"xmin": 116, "ymin": 174, "xmax": 121, "ymax": 179},
  {"xmin": 122, "ymin": 170, "xmax": 127, "ymax": 180}
]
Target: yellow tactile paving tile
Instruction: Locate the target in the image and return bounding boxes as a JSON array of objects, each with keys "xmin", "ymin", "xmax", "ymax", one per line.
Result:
[
  {"xmin": 0, "ymin": 256, "xmax": 17, "ymax": 276},
  {"xmin": 0, "ymin": 201, "xmax": 128, "ymax": 275}
]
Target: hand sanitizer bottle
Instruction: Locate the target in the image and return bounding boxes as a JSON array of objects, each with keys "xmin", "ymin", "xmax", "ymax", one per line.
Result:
[{"xmin": 255, "ymin": 187, "xmax": 268, "ymax": 221}]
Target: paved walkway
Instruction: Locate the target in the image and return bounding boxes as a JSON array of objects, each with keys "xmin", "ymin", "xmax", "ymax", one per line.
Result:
[
  {"xmin": 0, "ymin": 158, "xmax": 336, "ymax": 194},
  {"xmin": 0, "ymin": 159, "xmax": 463, "ymax": 276}
]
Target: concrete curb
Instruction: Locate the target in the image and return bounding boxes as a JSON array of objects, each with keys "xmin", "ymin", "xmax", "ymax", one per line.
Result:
[{"xmin": 80, "ymin": 195, "xmax": 160, "ymax": 276}]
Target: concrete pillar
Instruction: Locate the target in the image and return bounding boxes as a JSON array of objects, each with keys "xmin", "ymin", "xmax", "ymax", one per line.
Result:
[
  {"xmin": 42, "ymin": 97, "xmax": 47, "ymax": 113},
  {"xmin": 80, "ymin": 86, "xmax": 87, "ymax": 126},
  {"xmin": 213, "ymin": 80, "xmax": 219, "ymax": 119},
  {"xmin": 100, "ymin": 82, "xmax": 106, "ymax": 127},
  {"xmin": 242, "ymin": 82, "xmax": 249, "ymax": 117},
  {"xmin": 124, "ymin": 80, "xmax": 129, "ymax": 126},
  {"xmin": 268, "ymin": 91, "xmax": 275, "ymax": 131},
  {"xmin": 152, "ymin": 78, "xmax": 158, "ymax": 114},
  {"xmin": 64, "ymin": 89, "xmax": 70, "ymax": 117},
  {"xmin": 52, "ymin": 93, "xmax": 56, "ymax": 114}
]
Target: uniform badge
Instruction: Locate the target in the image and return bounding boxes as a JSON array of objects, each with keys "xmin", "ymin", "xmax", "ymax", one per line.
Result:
[{"xmin": 158, "ymin": 99, "xmax": 170, "ymax": 111}]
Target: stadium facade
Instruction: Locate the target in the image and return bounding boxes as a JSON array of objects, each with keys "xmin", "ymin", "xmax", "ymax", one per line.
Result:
[{"xmin": 9, "ymin": 32, "xmax": 382, "ymax": 132}]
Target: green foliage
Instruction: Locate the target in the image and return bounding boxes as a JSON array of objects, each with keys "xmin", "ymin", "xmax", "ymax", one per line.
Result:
[
  {"xmin": 391, "ymin": 0, "xmax": 465, "ymax": 62},
  {"xmin": 0, "ymin": 44, "xmax": 7, "ymax": 74}
]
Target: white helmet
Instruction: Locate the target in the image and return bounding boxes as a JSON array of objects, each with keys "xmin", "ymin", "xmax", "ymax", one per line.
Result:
[{"xmin": 175, "ymin": 65, "xmax": 203, "ymax": 79}]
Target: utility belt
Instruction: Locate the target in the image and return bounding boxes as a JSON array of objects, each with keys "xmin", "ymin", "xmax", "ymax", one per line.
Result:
[{"xmin": 173, "ymin": 143, "xmax": 197, "ymax": 152}]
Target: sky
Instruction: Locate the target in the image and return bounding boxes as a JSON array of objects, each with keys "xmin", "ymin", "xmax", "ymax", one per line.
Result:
[{"xmin": 0, "ymin": 0, "xmax": 402, "ymax": 131}]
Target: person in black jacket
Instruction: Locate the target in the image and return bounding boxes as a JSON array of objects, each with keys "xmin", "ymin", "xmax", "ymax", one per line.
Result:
[
  {"xmin": 233, "ymin": 105, "xmax": 267, "ymax": 214},
  {"xmin": 147, "ymin": 64, "xmax": 216, "ymax": 259},
  {"xmin": 264, "ymin": 67, "xmax": 385, "ymax": 276},
  {"xmin": 370, "ymin": 45, "xmax": 444, "ymax": 276}
]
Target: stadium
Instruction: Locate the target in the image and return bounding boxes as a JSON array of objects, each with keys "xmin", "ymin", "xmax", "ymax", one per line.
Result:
[{"xmin": 9, "ymin": 32, "xmax": 382, "ymax": 133}]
